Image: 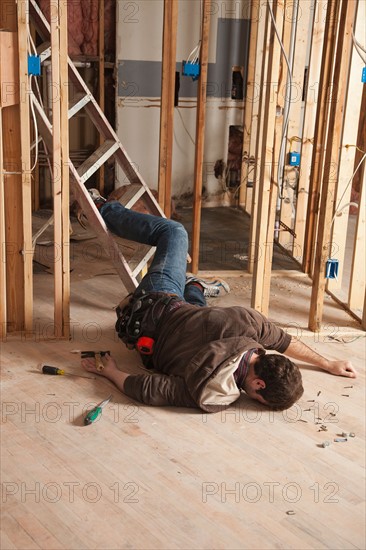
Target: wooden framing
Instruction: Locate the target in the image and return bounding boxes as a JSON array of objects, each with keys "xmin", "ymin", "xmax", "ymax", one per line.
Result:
[
  {"xmin": 244, "ymin": 6, "xmax": 269, "ymax": 221},
  {"xmin": 348, "ymin": 150, "xmax": 365, "ymax": 309},
  {"xmin": 191, "ymin": 0, "xmax": 211, "ymax": 274},
  {"xmin": 247, "ymin": 8, "xmax": 270, "ymax": 273},
  {"xmin": 50, "ymin": 1, "xmax": 70, "ymax": 337},
  {"xmin": 309, "ymin": 0, "xmax": 358, "ymax": 331},
  {"xmin": 293, "ymin": 0, "xmax": 327, "ymax": 261},
  {"xmin": 239, "ymin": 1, "xmax": 259, "ymax": 210},
  {"xmin": 302, "ymin": 0, "xmax": 340, "ymax": 276},
  {"xmin": 158, "ymin": 0, "xmax": 178, "ymax": 217},
  {"xmin": 251, "ymin": 0, "xmax": 284, "ymax": 315},
  {"xmin": 260, "ymin": 0, "xmax": 294, "ymax": 311},
  {"xmin": 17, "ymin": 0, "xmax": 33, "ymax": 334},
  {"xmin": 1, "ymin": 0, "xmax": 365, "ymax": 337},
  {"xmin": 278, "ymin": 1, "xmax": 312, "ymax": 250},
  {"xmin": 0, "ymin": 1, "xmax": 33, "ymax": 337},
  {"xmin": 98, "ymin": 0, "xmax": 105, "ymax": 194},
  {"xmin": 327, "ymin": 0, "xmax": 365, "ymax": 292},
  {"xmin": 0, "ymin": 105, "xmax": 5, "ymax": 340}
]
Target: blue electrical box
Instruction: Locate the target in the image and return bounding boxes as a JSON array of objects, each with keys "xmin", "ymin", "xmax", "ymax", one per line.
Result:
[
  {"xmin": 28, "ymin": 55, "xmax": 41, "ymax": 76},
  {"xmin": 288, "ymin": 151, "xmax": 301, "ymax": 166},
  {"xmin": 182, "ymin": 61, "xmax": 200, "ymax": 81},
  {"xmin": 362, "ymin": 67, "xmax": 366, "ymax": 83},
  {"xmin": 325, "ymin": 259, "xmax": 339, "ymax": 279}
]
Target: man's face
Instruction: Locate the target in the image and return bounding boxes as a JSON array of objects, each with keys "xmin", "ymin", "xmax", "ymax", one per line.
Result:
[{"xmin": 243, "ymin": 378, "xmax": 268, "ymax": 405}]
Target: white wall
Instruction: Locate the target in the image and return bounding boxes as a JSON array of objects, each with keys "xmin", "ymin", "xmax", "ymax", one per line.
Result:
[{"xmin": 116, "ymin": 0, "xmax": 250, "ymax": 205}]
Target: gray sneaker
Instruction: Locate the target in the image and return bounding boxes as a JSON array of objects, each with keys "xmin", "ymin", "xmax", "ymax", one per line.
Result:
[
  {"xmin": 88, "ymin": 188, "xmax": 107, "ymax": 209},
  {"xmin": 185, "ymin": 276, "xmax": 230, "ymax": 297}
]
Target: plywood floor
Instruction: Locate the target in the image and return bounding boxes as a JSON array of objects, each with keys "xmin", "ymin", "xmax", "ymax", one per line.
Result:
[{"xmin": 1, "ymin": 213, "xmax": 365, "ymax": 550}]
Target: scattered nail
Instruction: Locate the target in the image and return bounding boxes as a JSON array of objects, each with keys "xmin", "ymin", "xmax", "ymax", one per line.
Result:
[
  {"xmin": 286, "ymin": 510, "xmax": 296, "ymax": 515},
  {"xmin": 317, "ymin": 391, "xmax": 321, "ymax": 396},
  {"xmin": 330, "ymin": 413, "xmax": 336, "ymax": 417},
  {"xmin": 321, "ymin": 441, "xmax": 331, "ymax": 448},
  {"xmin": 334, "ymin": 438, "xmax": 347, "ymax": 442},
  {"xmin": 341, "ymin": 394, "xmax": 349, "ymax": 397},
  {"xmin": 344, "ymin": 386, "xmax": 353, "ymax": 389},
  {"xmin": 307, "ymin": 400, "xmax": 315, "ymax": 402},
  {"xmin": 298, "ymin": 419, "xmax": 308, "ymax": 423},
  {"xmin": 304, "ymin": 409, "xmax": 311, "ymax": 412}
]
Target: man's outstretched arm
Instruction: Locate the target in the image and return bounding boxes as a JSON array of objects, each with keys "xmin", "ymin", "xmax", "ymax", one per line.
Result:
[{"xmin": 284, "ymin": 337, "xmax": 357, "ymax": 377}]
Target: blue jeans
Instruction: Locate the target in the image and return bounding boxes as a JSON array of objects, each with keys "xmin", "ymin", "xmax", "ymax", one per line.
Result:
[{"xmin": 100, "ymin": 201, "xmax": 206, "ymax": 307}]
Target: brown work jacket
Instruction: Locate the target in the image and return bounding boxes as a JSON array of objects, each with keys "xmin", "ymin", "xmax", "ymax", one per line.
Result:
[{"xmin": 123, "ymin": 303, "xmax": 291, "ymax": 412}]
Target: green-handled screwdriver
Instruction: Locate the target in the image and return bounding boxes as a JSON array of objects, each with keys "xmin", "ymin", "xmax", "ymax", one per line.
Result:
[
  {"xmin": 84, "ymin": 394, "xmax": 113, "ymax": 426},
  {"xmin": 42, "ymin": 365, "xmax": 95, "ymax": 380}
]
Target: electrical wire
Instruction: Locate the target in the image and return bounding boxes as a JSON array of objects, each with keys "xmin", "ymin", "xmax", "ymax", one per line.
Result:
[
  {"xmin": 27, "ymin": 27, "xmax": 40, "ymax": 171},
  {"xmin": 352, "ymin": 32, "xmax": 366, "ymax": 64},
  {"xmin": 29, "ymin": 75, "xmax": 40, "ymax": 172},
  {"xmin": 186, "ymin": 41, "xmax": 201, "ymax": 64},
  {"xmin": 177, "ymin": 108, "xmax": 196, "ymax": 146}
]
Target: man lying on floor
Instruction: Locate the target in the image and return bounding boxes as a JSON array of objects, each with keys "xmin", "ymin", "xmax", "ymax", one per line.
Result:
[{"xmin": 81, "ymin": 190, "xmax": 357, "ymax": 413}]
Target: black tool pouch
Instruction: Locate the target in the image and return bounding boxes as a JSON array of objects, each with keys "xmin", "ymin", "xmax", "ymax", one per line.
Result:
[
  {"xmin": 115, "ymin": 291, "xmax": 178, "ymax": 367},
  {"xmin": 115, "ymin": 292, "xmax": 153, "ymax": 348}
]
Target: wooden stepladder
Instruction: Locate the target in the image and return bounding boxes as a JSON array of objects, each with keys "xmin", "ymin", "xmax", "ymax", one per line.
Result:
[{"xmin": 29, "ymin": 0, "xmax": 165, "ymax": 293}]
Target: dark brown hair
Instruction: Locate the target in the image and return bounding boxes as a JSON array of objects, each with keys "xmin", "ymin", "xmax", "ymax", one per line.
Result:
[{"xmin": 254, "ymin": 354, "xmax": 304, "ymax": 410}]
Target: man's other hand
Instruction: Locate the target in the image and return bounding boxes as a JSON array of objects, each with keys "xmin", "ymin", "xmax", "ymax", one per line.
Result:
[{"xmin": 326, "ymin": 360, "xmax": 357, "ymax": 378}]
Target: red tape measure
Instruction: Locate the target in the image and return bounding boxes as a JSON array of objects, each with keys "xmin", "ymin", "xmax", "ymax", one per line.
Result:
[{"xmin": 136, "ymin": 336, "xmax": 155, "ymax": 355}]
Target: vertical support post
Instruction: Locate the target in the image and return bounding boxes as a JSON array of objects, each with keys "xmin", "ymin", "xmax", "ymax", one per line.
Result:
[
  {"xmin": 158, "ymin": 0, "xmax": 178, "ymax": 217},
  {"xmin": 244, "ymin": 5, "xmax": 269, "ymax": 219},
  {"xmin": 328, "ymin": 0, "xmax": 364, "ymax": 291},
  {"xmin": 303, "ymin": 0, "xmax": 341, "ymax": 275},
  {"xmin": 278, "ymin": 0, "xmax": 311, "ymax": 251},
  {"xmin": 348, "ymin": 152, "xmax": 365, "ymax": 309},
  {"xmin": 17, "ymin": 0, "xmax": 33, "ymax": 334},
  {"xmin": 251, "ymin": 0, "xmax": 284, "ymax": 315},
  {"xmin": 50, "ymin": 0, "xmax": 70, "ymax": 338},
  {"xmin": 261, "ymin": 0, "xmax": 294, "ymax": 310},
  {"xmin": 293, "ymin": 0, "xmax": 327, "ymax": 261},
  {"xmin": 247, "ymin": 7, "xmax": 270, "ymax": 272},
  {"xmin": 191, "ymin": 0, "xmax": 211, "ymax": 274},
  {"xmin": 0, "ymin": 1, "xmax": 31, "ymax": 334},
  {"xmin": 239, "ymin": 1, "xmax": 259, "ymax": 208},
  {"xmin": 0, "ymin": 105, "xmax": 5, "ymax": 340},
  {"xmin": 309, "ymin": 0, "xmax": 358, "ymax": 331},
  {"xmin": 98, "ymin": 0, "xmax": 105, "ymax": 194}
]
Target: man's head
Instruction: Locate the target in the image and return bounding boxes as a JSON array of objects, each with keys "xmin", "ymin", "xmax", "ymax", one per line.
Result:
[{"xmin": 243, "ymin": 353, "xmax": 303, "ymax": 410}]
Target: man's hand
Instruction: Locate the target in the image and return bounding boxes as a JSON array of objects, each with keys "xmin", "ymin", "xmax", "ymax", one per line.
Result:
[
  {"xmin": 82, "ymin": 352, "xmax": 119, "ymax": 377},
  {"xmin": 325, "ymin": 360, "xmax": 357, "ymax": 378},
  {"xmin": 81, "ymin": 353, "xmax": 130, "ymax": 393}
]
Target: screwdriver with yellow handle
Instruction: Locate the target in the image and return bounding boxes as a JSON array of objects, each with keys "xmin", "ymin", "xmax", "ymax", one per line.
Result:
[{"xmin": 42, "ymin": 365, "xmax": 95, "ymax": 380}]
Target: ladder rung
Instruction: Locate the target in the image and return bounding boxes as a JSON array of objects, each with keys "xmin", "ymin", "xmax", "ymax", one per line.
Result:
[
  {"xmin": 37, "ymin": 41, "xmax": 51, "ymax": 62},
  {"xmin": 130, "ymin": 245, "xmax": 156, "ymax": 278},
  {"xmin": 68, "ymin": 92, "xmax": 91, "ymax": 119},
  {"xmin": 77, "ymin": 140, "xmax": 119, "ymax": 183},
  {"xmin": 118, "ymin": 184, "xmax": 146, "ymax": 209}
]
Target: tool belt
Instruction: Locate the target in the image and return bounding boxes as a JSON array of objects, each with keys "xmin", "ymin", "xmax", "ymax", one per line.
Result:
[{"xmin": 115, "ymin": 290, "xmax": 184, "ymax": 368}]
